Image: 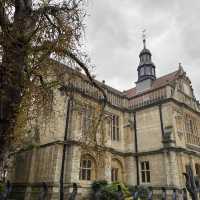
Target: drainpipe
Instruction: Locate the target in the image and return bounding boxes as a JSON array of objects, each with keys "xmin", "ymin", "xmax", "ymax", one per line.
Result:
[
  {"xmin": 159, "ymin": 104, "xmax": 165, "ymax": 138},
  {"xmin": 60, "ymin": 95, "xmax": 72, "ymax": 200},
  {"xmin": 133, "ymin": 112, "xmax": 140, "ymax": 185}
]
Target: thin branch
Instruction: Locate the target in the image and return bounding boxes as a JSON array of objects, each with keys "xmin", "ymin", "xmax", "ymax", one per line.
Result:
[
  {"xmin": 44, "ymin": 14, "xmax": 61, "ymax": 35},
  {"xmin": 65, "ymin": 50, "xmax": 107, "ymax": 105},
  {"xmin": 33, "ymin": 1, "xmax": 82, "ymax": 16}
]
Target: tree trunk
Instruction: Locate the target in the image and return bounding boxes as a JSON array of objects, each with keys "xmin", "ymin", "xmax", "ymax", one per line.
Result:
[{"xmin": 0, "ymin": 38, "xmax": 27, "ymax": 153}]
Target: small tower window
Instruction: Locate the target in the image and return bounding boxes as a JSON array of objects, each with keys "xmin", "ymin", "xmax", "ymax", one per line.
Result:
[
  {"xmin": 145, "ymin": 55, "xmax": 148, "ymax": 62},
  {"xmin": 140, "ymin": 68, "xmax": 144, "ymax": 76},
  {"xmin": 146, "ymin": 67, "xmax": 151, "ymax": 75}
]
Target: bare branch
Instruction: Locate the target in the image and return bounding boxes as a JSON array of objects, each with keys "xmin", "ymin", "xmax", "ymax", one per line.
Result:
[
  {"xmin": 65, "ymin": 50, "xmax": 107, "ymax": 105},
  {"xmin": 44, "ymin": 14, "xmax": 61, "ymax": 35},
  {"xmin": 33, "ymin": 1, "xmax": 82, "ymax": 16}
]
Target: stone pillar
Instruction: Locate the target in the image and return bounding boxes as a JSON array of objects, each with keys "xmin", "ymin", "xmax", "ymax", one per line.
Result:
[
  {"xmin": 54, "ymin": 145, "xmax": 63, "ymax": 183},
  {"xmin": 125, "ymin": 156, "xmax": 137, "ymax": 185},
  {"xmin": 169, "ymin": 151, "xmax": 180, "ymax": 186},
  {"xmin": 104, "ymin": 152, "xmax": 112, "ymax": 183},
  {"xmin": 68, "ymin": 146, "xmax": 81, "ymax": 183},
  {"xmin": 24, "ymin": 148, "xmax": 37, "ymax": 200},
  {"xmin": 163, "ymin": 150, "xmax": 171, "ymax": 186}
]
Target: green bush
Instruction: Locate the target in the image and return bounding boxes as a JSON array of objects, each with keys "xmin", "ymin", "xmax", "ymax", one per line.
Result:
[
  {"xmin": 0, "ymin": 183, "xmax": 4, "ymax": 193},
  {"xmin": 91, "ymin": 180, "xmax": 131, "ymax": 200},
  {"xmin": 91, "ymin": 180, "xmax": 108, "ymax": 192},
  {"xmin": 106, "ymin": 182, "xmax": 130, "ymax": 197}
]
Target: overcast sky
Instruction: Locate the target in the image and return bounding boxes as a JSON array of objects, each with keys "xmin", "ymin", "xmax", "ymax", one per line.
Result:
[{"xmin": 84, "ymin": 0, "xmax": 200, "ymax": 98}]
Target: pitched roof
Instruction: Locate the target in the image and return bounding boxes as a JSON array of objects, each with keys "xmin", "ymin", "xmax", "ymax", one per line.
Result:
[{"xmin": 124, "ymin": 69, "xmax": 181, "ymax": 98}]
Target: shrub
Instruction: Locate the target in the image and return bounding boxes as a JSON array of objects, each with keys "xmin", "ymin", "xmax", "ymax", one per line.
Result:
[
  {"xmin": 106, "ymin": 182, "xmax": 130, "ymax": 197},
  {"xmin": 91, "ymin": 180, "xmax": 131, "ymax": 200},
  {"xmin": 91, "ymin": 180, "xmax": 108, "ymax": 192},
  {"xmin": 0, "ymin": 183, "xmax": 4, "ymax": 193}
]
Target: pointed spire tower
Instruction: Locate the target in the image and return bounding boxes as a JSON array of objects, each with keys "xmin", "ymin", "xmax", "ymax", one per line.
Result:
[{"xmin": 136, "ymin": 31, "xmax": 156, "ymax": 93}]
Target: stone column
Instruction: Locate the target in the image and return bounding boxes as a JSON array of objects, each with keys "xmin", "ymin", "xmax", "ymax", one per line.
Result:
[
  {"xmin": 169, "ymin": 151, "xmax": 180, "ymax": 186},
  {"xmin": 24, "ymin": 148, "xmax": 37, "ymax": 200},
  {"xmin": 125, "ymin": 156, "xmax": 137, "ymax": 185},
  {"xmin": 104, "ymin": 152, "xmax": 112, "ymax": 183},
  {"xmin": 52, "ymin": 145, "xmax": 62, "ymax": 197},
  {"xmin": 163, "ymin": 150, "xmax": 171, "ymax": 186},
  {"xmin": 68, "ymin": 146, "xmax": 81, "ymax": 183}
]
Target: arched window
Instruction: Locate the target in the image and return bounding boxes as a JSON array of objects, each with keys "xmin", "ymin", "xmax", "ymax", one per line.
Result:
[
  {"xmin": 195, "ymin": 163, "xmax": 200, "ymax": 177},
  {"xmin": 79, "ymin": 154, "xmax": 96, "ymax": 181},
  {"xmin": 111, "ymin": 158, "xmax": 123, "ymax": 182}
]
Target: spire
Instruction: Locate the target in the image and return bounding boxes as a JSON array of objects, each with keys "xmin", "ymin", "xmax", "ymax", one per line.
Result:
[{"xmin": 136, "ymin": 32, "xmax": 156, "ymax": 83}]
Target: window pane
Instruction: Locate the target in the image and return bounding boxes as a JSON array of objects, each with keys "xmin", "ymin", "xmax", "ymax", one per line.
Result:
[
  {"xmin": 111, "ymin": 168, "xmax": 118, "ymax": 181},
  {"xmin": 82, "ymin": 169, "xmax": 86, "ymax": 180},
  {"xmin": 111, "ymin": 169, "xmax": 114, "ymax": 181},
  {"xmin": 111, "ymin": 115, "xmax": 120, "ymax": 141},
  {"xmin": 147, "ymin": 171, "xmax": 151, "ymax": 182},
  {"xmin": 141, "ymin": 68, "xmax": 144, "ymax": 75},
  {"xmin": 141, "ymin": 171, "xmax": 145, "ymax": 182},
  {"xmin": 115, "ymin": 168, "xmax": 118, "ymax": 181},
  {"xmin": 87, "ymin": 169, "xmax": 91, "ymax": 180},
  {"xmin": 113, "ymin": 127, "xmax": 115, "ymax": 140},
  {"xmin": 146, "ymin": 162, "xmax": 149, "ymax": 170},
  {"xmin": 141, "ymin": 162, "xmax": 145, "ymax": 170},
  {"xmin": 83, "ymin": 160, "xmax": 87, "ymax": 167},
  {"xmin": 87, "ymin": 160, "xmax": 92, "ymax": 168},
  {"xmin": 117, "ymin": 128, "xmax": 119, "ymax": 140}
]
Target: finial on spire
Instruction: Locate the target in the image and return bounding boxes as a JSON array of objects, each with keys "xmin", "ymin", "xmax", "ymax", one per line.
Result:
[
  {"xmin": 178, "ymin": 62, "xmax": 184, "ymax": 73},
  {"xmin": 142, "ymin": 29, "xmax": 146, "ymax": 49}
]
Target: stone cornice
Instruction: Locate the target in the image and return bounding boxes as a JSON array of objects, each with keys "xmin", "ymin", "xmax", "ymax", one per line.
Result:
[{"xmin": 15, "ymin": 140, "xmax": 200, "ymax": 159}]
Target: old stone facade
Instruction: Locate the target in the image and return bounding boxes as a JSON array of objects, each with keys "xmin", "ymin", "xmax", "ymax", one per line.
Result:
[{"xmin": 9, "ymin": 40, "xmax": 200, "ymax": 199}]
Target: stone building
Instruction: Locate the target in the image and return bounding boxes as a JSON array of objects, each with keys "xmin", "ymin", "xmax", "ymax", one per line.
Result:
[{"xmin": 9, "ymin": 39, "xmax": 200, "ymax": 199}]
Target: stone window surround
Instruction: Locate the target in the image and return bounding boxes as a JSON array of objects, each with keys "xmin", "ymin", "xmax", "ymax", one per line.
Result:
[{"xmin": 140, "ymin": 161, "xmax": 151, "ymax": 183}]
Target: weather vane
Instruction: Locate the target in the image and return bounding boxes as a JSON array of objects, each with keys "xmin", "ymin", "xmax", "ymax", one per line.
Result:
[{"xmin": 142, "ymin": 29, "xmax": 146, "ymax": 48}]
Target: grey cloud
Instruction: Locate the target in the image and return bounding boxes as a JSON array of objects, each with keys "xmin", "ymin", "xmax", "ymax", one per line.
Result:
[{"xmin": 85, "ymin": 0, "xmax": 200, "ymax": 98}]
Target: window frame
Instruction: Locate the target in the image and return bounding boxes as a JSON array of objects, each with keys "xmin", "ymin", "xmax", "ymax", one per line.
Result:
[
  {"xmin": 140, "ymin": 161, "xmax": 151, "ymax": 183},
  {"xmin": 79, "ymin": 159, "xmax": 92, "ymax": 181},
  {"xmin": 111, "ymin": 167, "xmax": 119, "ymax": 182},
  {"xmin": 111, "ymin": 115, "xmax": 120, "ymax": 141}
]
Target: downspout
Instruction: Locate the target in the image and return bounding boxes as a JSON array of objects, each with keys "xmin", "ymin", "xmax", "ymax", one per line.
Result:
[
  {"xmin": 60, "ymin": 95, "xmax": 72, "ymax": 200},
  {"xmin": 159, "ymin": 104, "xmax": 165, "ymax": 138},
  {"xmin": 133, "ymin": 112, "xmax": 140, "ymax": 185}
]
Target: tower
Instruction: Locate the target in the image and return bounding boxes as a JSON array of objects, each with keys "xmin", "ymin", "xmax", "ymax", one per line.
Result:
[{"xmin": 136, "ymin": 31, "xmax": 156, "ymax": 93}]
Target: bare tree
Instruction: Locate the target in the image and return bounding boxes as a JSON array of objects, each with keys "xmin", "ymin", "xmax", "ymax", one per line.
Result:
[{"xmin": 0, "ymin": 0, "xmax": 107, "ymax": 157}]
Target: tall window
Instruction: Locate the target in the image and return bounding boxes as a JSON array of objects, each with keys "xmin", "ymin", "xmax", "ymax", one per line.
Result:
[
  {"xmin": 79, "ymin": 155, "xmax": 95, "ymax": 181},
  {"xmin": 195, "ymin": 164, "xmax": 200, "ymax": 177},
  {"xmin": 141, "ymin": 161, "xmax": 150, "ymax": 183},
  {"xmin": 111, "ymin": 168, "xmax": 118, "ymax": 182},
  {"xmin": 111, "ymin": 115, "xmax": 120, "ymax": 141},
  {"xmin": 81, "ymin": 108, "xmax": 93, "ymax": 134},
  {"xmin": 80, "ymin": 159, "xmax": 91, "ymax": 180},
  {"xmin": 111, "ymin": 159, "xmax": 123, "ymax": 182},
  {"xmin": 189, "ymin": 119, "xmax": 193, "ymax": 134}
]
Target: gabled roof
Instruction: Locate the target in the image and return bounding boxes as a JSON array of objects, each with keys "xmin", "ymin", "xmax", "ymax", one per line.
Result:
[{"xmin": 124, "ymin": 69, "xmax": 182, "ymax": 99}]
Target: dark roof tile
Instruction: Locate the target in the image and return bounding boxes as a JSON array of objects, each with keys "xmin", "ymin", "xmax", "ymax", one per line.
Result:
[{"xmin": 124, "ymin": 70, "xmax": 180, "ymax": 98}]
